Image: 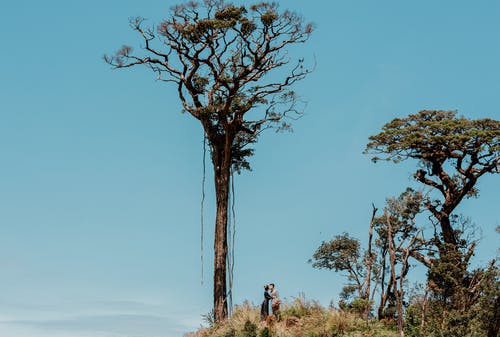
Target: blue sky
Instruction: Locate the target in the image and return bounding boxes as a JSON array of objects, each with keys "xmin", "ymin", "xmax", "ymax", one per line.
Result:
[{"xmin": 1, "ymin": 0, "xmax": 499, "ymax": 336}]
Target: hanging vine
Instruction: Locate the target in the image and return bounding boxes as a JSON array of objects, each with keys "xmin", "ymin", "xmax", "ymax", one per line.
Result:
[
  {"xmin": 200, "ymin": 131, "xmax": 237, "ymax": 316},
  {"xmin": 200, "ymin": 134, "xmax": 207, "ymax": 285},
  {"xmin": 226, "ymin": 170, "xmax": 236, "ymax": 315},
  {"xmin": 230, "ymin": 169, "xmax": 236, "ymax": 299}
]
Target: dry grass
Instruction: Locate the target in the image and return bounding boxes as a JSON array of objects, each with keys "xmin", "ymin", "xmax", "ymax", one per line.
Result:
[{"xmin": 185, "ymin": 297, "xmax": 399, "ymax": 337}]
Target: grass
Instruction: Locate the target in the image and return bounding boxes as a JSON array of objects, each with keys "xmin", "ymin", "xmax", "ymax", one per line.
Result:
[{"xmin": 185, "ymin": 297, "xmax": 399, "ymax": 337}]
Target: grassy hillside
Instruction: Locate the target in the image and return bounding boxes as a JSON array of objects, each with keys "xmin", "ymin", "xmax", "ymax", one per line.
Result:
[{"xmin": 186, "ymin": 298, "xmax": 399, "ymax": 337}]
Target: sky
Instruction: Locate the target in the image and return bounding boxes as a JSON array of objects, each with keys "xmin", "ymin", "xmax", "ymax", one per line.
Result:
[{"xmin": 1, "ymin": 0, "xmax": 499, "ymax": 336}]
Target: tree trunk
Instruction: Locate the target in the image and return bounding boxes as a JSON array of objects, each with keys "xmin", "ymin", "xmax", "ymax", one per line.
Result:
[
  {"xmin": 210, "ymin": 131, "xmax": 233, "ymax": 323},
  {"xmin": 378, "ymin": 247, "xmax": 388, "ymax": 320},
  {"xmin": 439, "ymin": 214, "xmax": 456, "ymax": 246},
  {"xmin": 387, "ymin": 212, "xmax": 404, "ymax": 337},
  {"xmin": 363, "ymin": 205, "xmax": 377, "ymax": 320},
  {"xmin": 487, "ymin": 291, "xmax": 500, "ymax": 337},
  {"xmin": 420, "ymin": 286, "xmax": 428, "ymax": 334}
]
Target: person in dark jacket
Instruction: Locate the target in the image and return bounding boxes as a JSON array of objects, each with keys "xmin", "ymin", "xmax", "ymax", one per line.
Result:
[{"xmin": 260, "ymin": 285, "xmax": 272, "ymax": 321}]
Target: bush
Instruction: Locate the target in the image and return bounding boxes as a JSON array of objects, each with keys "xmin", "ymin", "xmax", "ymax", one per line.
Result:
[
  {"xmin": 218, "ymin": 328, "xmax": 236, "ymax": 337},
  {"xmin": 281, "ymin": 295, "xmax": 325, "ymax": 319},
  {"xmin": 348, "ymin": 297, "xmax": 372, "ymax": 317},
  {"xmin": 238, "ymin": 320, "xmax": 257, "ymax": 337},
  {"xmin": 258, "ymin": 327, "xmax": 271, "ymax": 337}
]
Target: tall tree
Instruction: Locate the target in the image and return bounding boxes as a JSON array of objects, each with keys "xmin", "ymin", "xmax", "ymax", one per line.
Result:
[
  {"xmin": 365, "ymin": 110, "xmax": 499, "ymax": 280},
  {"xmin": 105, "ymin": 1, "xmax": 313, "ymax": 321}
]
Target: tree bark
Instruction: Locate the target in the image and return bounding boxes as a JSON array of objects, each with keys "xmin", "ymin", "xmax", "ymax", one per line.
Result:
[
  {"xmin": 378, "ymin": 245, "xmax": 388, "ymax": 320},
  {"xmin": 420, "ymin": 286, "xmax": 428, "ymax": 334},
  {"xmin": 387, "ymin": 212, "xmax": 404, "ymax": 337},
  {"xmin": 211, "ymin": 134, "xmax": 232, "ymax": 322},
  {"xmin": 363, "ymin": 205, "xmax": 377, "ymax": 320},
  {"xmin": 487, "ymin": 292, "xmax": 500, "ymax": 337},
  {"xmin": 439, "ymin": 214, "xmax": 456, "ymax": 246}
]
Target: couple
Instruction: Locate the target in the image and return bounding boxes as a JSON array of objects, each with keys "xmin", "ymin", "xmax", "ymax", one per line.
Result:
[{"xmin": 260, "ymin": 283, "xmax": 280, "ymax": 321}]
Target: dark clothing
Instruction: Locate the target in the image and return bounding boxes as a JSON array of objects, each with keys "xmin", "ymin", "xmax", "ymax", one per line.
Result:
[{"xmin": 260, "ymin": 291, "xmax": 272, "ymax": 321}]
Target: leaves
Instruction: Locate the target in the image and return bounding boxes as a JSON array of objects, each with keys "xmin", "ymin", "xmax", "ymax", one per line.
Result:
[
  {"xmin": 365, "ymin": 110, "xmax": 500, "ymax": 166},
  {"xmin": 310, "ymin": 233, "xmax": 361, "ymax": 272}
]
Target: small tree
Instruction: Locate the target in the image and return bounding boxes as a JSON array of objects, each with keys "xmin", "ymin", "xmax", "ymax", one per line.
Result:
[
  {"xmin": 310, "ymin": 207, "xmax": 378, "ymax": 319},
  {"xmin": 374, "ymin": 188, "xmax": 426, "ymax": 325},
  {"xmin": 310, "ymin": 233, "xmax": 367, "ymax": 301},
  {"xmin": 105, "ymin": 1, "xmax": 313, "ymax": 321},
  {"xmin": 385, "ymin": 210, "xmax": 423, "ymax": 336}
]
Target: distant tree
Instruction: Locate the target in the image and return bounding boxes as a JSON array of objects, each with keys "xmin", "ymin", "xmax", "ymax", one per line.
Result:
[
  {"xmin": 105, "ymin": 0, "xmax": 313, "ymax": 321},
  {"xmin": 365, "ymin": 110, "xmax": 500, "ymax": 294},
  {"xmin": 310, "ymin": 233, "xmax": 368, "ymax": 302},
  {"xmin": 310, "ymin": 206, "xmax": 378, "ymax": 319}
]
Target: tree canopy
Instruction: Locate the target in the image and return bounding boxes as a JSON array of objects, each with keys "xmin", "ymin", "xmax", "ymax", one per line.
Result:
[
  {"xmin": 105, "ymin": 0, "xmax": 313, "ymax": 171},
  {"xmin": 365, "ymin": 110, "xmax": 500, "ymax": 247}
]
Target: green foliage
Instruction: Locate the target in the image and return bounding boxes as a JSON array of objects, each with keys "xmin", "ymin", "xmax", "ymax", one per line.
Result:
[
  {"xmin": 427, "ymin": 244, "xmax": 467, "ymax": 300},
  {"xmin": 202, "ymin": 309, "xmax": 216, "ymax": 328},
  {"xmin": 405, "ymin": 262, "xmax": 500, "ymax": 337},
  {"xmin": 219, "ymin": 327, "xmax": 236, "ymax": 337},
  {"xmin": 373, "ymin": 187, "xmax": 424, "ymax": 258},
  {"xmin": 365, "ymin": 110, "xmax": 500, "ymax": 165},
  {"xmin": 338, "ymin": 297, "xmax": 373, "ymax": 318},
  {"xmin": 309, "ymin": 234, "xmax": 369, "ymax": 304},
  {"xmin": 281, "ymin": 296, "xmax": 325, "ymax": 318},
  {"xmin": 258, "ymin": 327, "xmax": 270, "ymax": 337},
  {"xmin": 238, "ymin": 320, "xmax": 257, "ymax": 337},
  {"xmin": 310, "ymin": 233, "xmax": 361, "ymax": 272},
  {"xmin": 348, "ymin": 298, "xmax": 373, "ymax": 317}
]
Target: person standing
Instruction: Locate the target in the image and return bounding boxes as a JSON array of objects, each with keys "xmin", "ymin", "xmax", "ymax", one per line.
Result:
[
  {"xmin": 260, "ymin": 285, "xmax": 272, "ymax": 321},
  {"xmin": 269, "ymin": 283, "xmax": 281, "ymax": 319}
]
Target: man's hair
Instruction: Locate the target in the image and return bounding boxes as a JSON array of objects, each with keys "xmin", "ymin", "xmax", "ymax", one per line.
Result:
[{"xmin": 270, "ymin": 283, "xmax": 275, "ymax": 287}]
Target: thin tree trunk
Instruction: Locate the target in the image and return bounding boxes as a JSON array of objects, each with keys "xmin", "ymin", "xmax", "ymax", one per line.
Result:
[
  {"xmin": 211, "ymin": 135, "xmax": 232, "ymax": 322},
  {"xmin": 420, "ymin": 286, "xmax": 428, "ymax": 334},
  {"xmin": 487, "ymin": 292, "xmax": 500, "ymax": 337},
  {"xmin": 387, "ymin": 212, "xmax": 404, "ymax": 337},
  {"xmin": 378, "ymin": 245, "xmax": 388, "ymax": 320},
  {"xmin": 364, "ymin": 205, "xmax": 377, "ymax": 320}
]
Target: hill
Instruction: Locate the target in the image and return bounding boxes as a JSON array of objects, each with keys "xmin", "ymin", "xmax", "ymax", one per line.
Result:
[{"xmin": 186, "ymin": 297, "xmax": 399, "ymax": 337}]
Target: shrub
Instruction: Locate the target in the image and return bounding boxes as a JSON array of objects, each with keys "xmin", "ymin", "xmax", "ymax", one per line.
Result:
[
  {"xmin": 218, "ymin": 327, "xmax": 236, "ymax": 337},
  {"xmin": 238, "ymin": 320, "xmax": 257, "ymax": 337},
  {"xmin": 258, "ymin": 327, "xmax": 271, "ymax": 337},
  {"xmin": 281, "ymin": 295, "xmax": 324, "ymax": 319}
]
